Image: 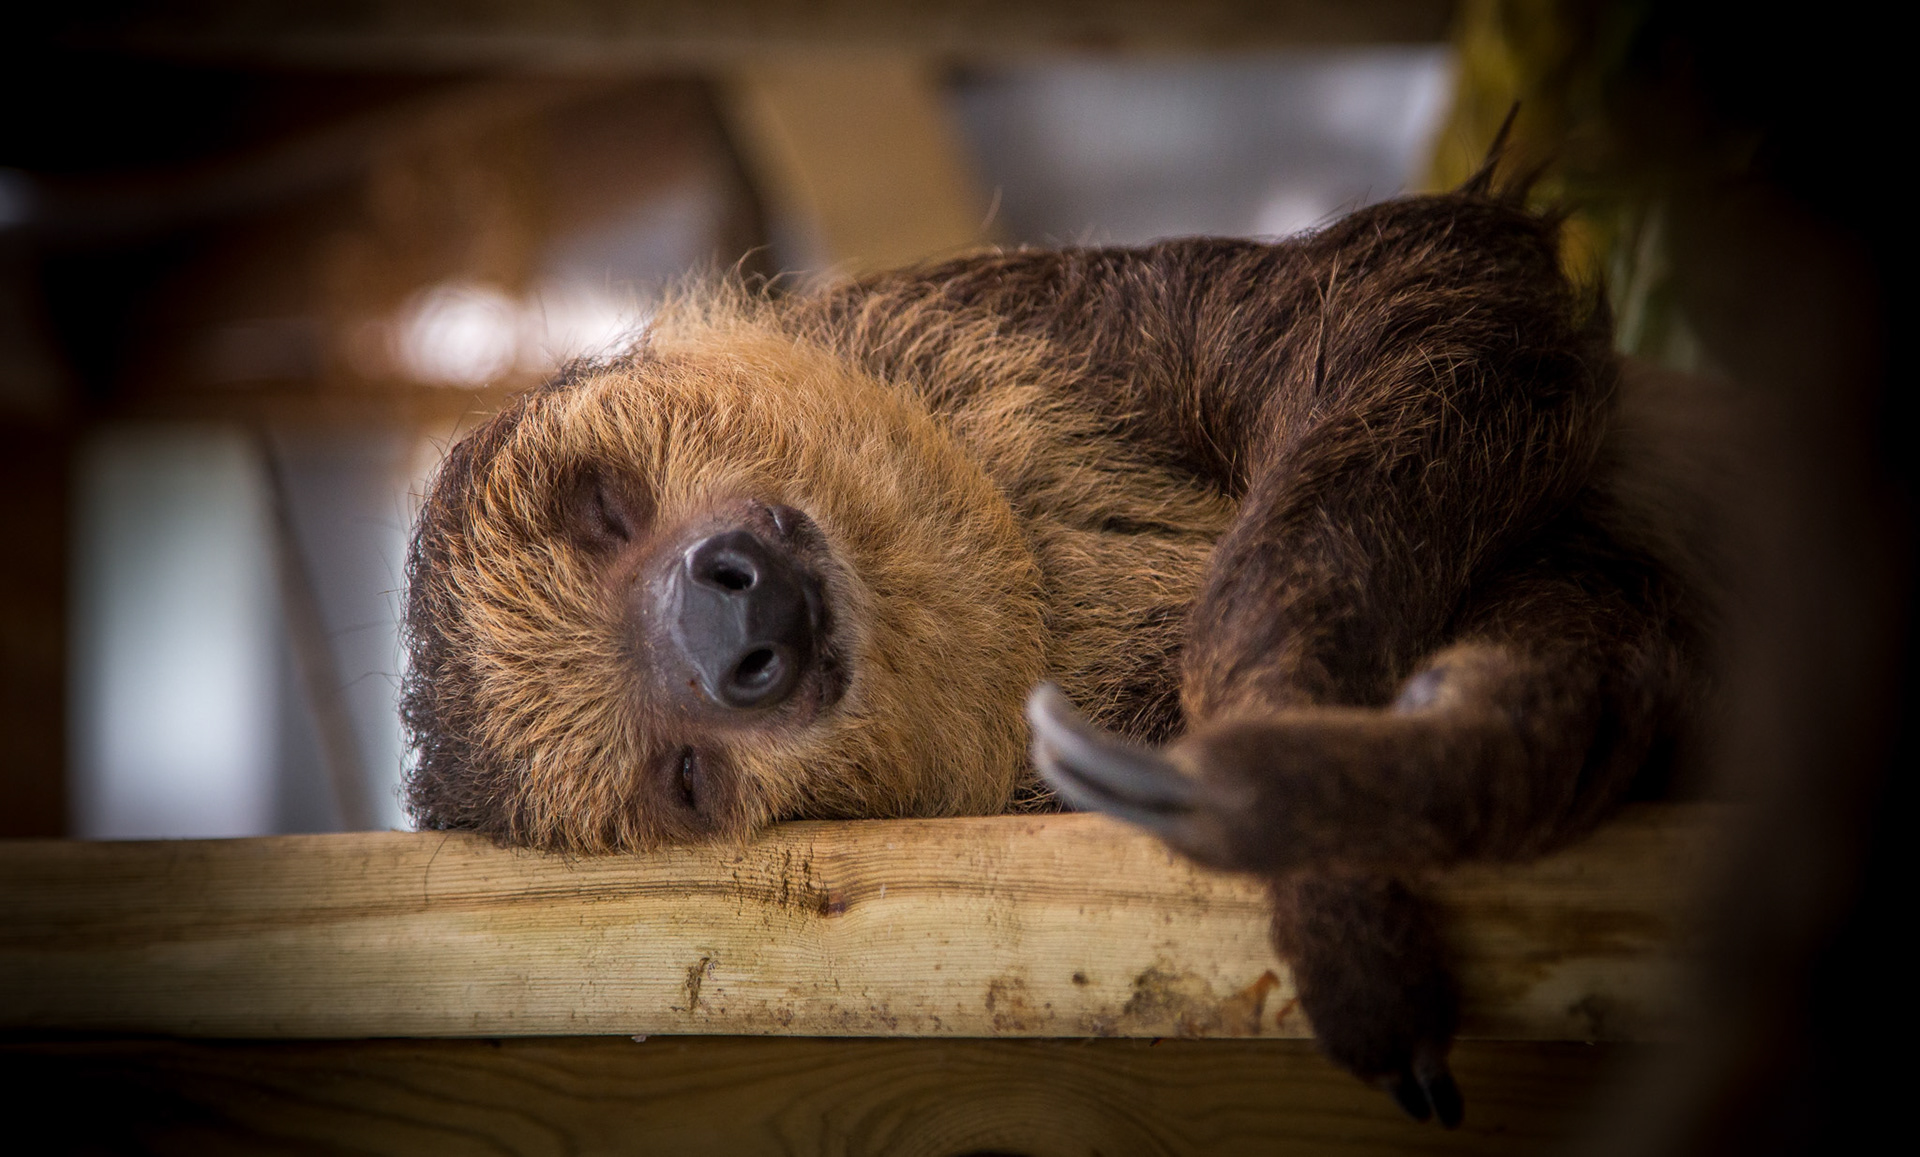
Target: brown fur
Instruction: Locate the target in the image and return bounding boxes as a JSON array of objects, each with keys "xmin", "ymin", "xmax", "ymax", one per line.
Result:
[{"xmin": 402, "ymin": 181, "xmax": 1707, "ymax": 1120}]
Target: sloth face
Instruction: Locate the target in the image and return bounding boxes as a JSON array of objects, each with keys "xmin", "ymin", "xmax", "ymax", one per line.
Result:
[{"xmin": 401, "ymin": 305, "xmax": 1049, "ymax": 851}]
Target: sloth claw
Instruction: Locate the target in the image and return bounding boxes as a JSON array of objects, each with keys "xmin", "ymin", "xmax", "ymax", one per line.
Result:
[
  {"xmin": 1383, "ymin": 1072, "xmax": 1433, "ymax": 1124},
  {"xmin": 1381, "ymin": 1047, "xmax": 1462, "ymax": 1128},
  {"xmin": 1422, "ymin": 1065, "xmax": 1464, "ymax": 1129},
  {"xmin": 1026, "ymin": 684, "xmax": 1200, "ymax": 832}
]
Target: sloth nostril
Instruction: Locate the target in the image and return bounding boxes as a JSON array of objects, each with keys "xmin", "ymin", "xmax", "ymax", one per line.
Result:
[
  {"xmin": 732, "ymin": 648, "xmax": 780, "ymax": 689},
  {"xmin": 709, "ymin": 561, "xmax": 755, "ymax": 591}
]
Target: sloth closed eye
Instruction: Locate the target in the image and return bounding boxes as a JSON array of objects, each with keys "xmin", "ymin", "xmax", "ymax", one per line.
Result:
[{"xmin": 675, "ymin": 748, "xmax": 701, "ymax": 815}]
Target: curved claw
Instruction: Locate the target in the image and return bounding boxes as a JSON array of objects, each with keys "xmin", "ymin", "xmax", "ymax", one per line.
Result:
[
  {"xmin": 1422, "ymin": 1068, "xmax": 1463, "ymax": 1129},
  {"xmin": 1416, "ymin": 1047, "xmax": 1463, "ymax": 1129},
  {"xmin": 1382, "ymin": 1049, "xmax": 1463, "ymax": 1128},
  {"xmin": 1383, "ymin": 1072, "xmax": 1433, "ymax": 1124},
  {"xmin": 1027, "ymin": 684, "xmax": 1200, "ymax": 834}
]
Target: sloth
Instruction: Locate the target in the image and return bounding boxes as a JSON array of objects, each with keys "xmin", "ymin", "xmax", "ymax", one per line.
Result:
[{"xmin": 401, "ymin": 162, "xmax": 1709, "ymax": 1127}]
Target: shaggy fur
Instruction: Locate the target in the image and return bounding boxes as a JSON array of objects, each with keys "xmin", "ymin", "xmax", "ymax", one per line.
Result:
[{"xmin": 402, "ymin": 175, "xmax": 1707, "ymax": 1123}]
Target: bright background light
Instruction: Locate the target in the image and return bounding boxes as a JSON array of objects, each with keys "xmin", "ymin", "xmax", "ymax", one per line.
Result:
[{"xmin": 70, "ymin": 427, "xmax": 279, "ymax": 838}]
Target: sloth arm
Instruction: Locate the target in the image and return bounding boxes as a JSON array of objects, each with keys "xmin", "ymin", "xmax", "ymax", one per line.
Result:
[
  {"xmin": 1158, "ymin": 191, "xmax": 1668, "ymax": 870},
  {"xmin": 1036, "ymin": 521, "xmax": 1687, "ymax": 872}
]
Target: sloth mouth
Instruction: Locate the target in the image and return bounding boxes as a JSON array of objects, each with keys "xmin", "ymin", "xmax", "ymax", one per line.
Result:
[
  {"xmin": 782, "ymin": 633, "xmax": 849, "ymax": 727},
  {"xmin": 809, "ymin": 614, "xmax": 850, "ymax": 716},
  {"xmin": 760, "ymin": 500, "xmax": 851, "ymax": 724},
  {"xmin": 777, "ymin": 520, "xmax": 850, "ymax": 725}
]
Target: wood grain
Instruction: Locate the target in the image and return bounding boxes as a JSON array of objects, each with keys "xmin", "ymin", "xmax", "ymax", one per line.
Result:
[
  {"xmin": 0, "ymin": 1036, "xmax": 1638, "ymax": 1157},
  {"xmin": 0, "ymin": 807, "xmax": 1716, "ymax": 1041}
]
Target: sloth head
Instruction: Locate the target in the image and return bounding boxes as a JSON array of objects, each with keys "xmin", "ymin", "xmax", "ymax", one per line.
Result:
[{"xmin": 401, "ymin": 299, "xmax": 1047, "ymax": 851}]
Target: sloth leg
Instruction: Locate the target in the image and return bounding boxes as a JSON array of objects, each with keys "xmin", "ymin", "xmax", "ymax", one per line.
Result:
[
  {"xmin": 1271, "ymin": 871, "xmax": 1463, "ymax": 1126},
  {"xmin": 1030, "ymin": 555, "xmax": 1682, "ymax": 1124}
]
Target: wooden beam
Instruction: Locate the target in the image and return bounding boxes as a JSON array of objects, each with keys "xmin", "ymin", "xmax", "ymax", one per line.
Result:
[
  {"xmin": 53, "ymin": 2, "xmax": 1458, "ymax": 70},
  {"xmin": 0, "ymin": 806, "xmax": 1713, "ymax": 1041},
  {"xmin": 722, "ymin": 59, "xmax": 992, "ymax": 272},
  {"xmin": 0, "ymin": 1036, "xmax": 1637, "ymax": 1155}
]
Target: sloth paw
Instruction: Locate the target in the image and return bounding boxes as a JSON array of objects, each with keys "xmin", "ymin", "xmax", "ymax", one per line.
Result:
[
  {"xmin": 1277, "ymin": 871, "xmax": 1465, "ymax": 1127},
  {"xmin": 1299, "ymin": 951, "xmax": 1464, "ymax": 1128}
]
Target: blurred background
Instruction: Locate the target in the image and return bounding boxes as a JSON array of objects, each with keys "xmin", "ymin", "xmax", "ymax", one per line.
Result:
[
  {"xmin": 3, "ymin": 4, "xmax": 1469, "ymax": 840},
  {"xmin": 0, "ymin": 4, "xmax": 1908, "ymax": 1151}
]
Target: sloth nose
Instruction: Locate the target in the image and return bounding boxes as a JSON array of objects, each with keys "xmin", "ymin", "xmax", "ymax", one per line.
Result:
[{"xmin": 667, "ymin": 529, "xmax": 818, "ymax": 711}]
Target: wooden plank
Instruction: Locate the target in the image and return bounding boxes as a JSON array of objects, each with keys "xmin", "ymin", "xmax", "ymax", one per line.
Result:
[
  {"xmin": 55, "ymin": 2, "xmax": 1458, "ymax": 70},
  {"xmin": 0, "ymin": 806, "xmax": 1714, "ymax": 1041},
  {"xmin": 0, "ymin": 1036, "xmax": 1636, "ymax": 1156}
]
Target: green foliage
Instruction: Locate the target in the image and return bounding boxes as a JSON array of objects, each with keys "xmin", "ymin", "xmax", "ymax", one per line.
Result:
[{"xmin": 1427, "ymin": 0, "xmax": 1710, "ymax": 371}]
